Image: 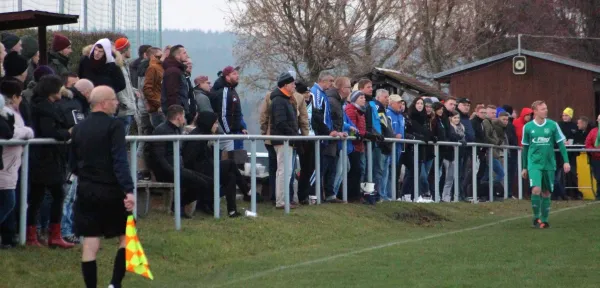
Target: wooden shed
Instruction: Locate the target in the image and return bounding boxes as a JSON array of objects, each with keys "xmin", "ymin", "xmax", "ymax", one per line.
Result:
[{"xmin": 433, "ymin": 49, "xmax": 600, "ymax": 119}]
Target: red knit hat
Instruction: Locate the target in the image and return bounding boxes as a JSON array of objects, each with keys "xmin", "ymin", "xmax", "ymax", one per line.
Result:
[
  {"xmin": 115, "ymin": 38, "xmax": 130, "ymax": 51},
  {"xmin": 52, "ymin": 34, "xmax": 71, "ymax": 52}
]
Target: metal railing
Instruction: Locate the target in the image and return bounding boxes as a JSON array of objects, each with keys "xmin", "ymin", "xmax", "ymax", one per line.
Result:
[{"xmin": 3, "ymin": 135, "xmax": 600, "ymax": 245}]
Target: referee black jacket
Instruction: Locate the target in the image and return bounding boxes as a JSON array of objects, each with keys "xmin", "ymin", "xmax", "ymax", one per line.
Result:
[{"xmin": 71, "ymin": 112, "xmax": 134, "ymax": 193}]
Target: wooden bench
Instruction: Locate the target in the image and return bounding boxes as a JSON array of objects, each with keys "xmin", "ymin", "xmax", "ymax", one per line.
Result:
[{"xmin": 136, "ymin": 180, "xmax": 174, "ymax": 218}]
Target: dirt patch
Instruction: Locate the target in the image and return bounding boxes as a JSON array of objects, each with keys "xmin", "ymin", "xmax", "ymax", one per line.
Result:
[{"xmin": 391, "ymin": 207, "xmax": 450, "ymax": 226}]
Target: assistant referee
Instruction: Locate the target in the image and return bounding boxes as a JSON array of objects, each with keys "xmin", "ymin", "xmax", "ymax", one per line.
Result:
[{"xmin": 71, "ymin": 86, "xmax": 135, "ymax": 288}]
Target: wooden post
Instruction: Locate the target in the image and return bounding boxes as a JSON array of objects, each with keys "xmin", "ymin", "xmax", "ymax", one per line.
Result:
[{"xmin": 38, "ymin": 26, "xmax": 47, "ymax": 65}]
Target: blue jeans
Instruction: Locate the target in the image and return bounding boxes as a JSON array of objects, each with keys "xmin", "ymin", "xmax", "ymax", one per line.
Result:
[
  {"xmin": 61, "ymin": 176, "xmax": 77, "ymax": 236},
  {"xmin": 0, "ymin": 189, "xmax": 16, "ymax": 224},
  {"xmin": 372, "ymin": 147, "xmax": 386, "ymax": 196},
  {"xmin": 333, "ymin": 152, "xmax": 350, "ymax": 197},
  {"xmin": 482, "ymin": 158, "xmax": 505, "ymax": 182},
  {"xmin": 420, "ymin": 160, "xmax": 433, "ymax": 196},
  {"xmin": 380, "ymin": 154, "xmax": 392, "ymax": 200},
  {"xmin": 360, "ymin": 152, "xmax": 366, "ymax": 183},
  {"xmin": 117, "ymin": 115, "xmax": 134, "ymax": 135},
  {"xmin": 0, "ymin": 189, "xmax": 16, "ymax": 245}
]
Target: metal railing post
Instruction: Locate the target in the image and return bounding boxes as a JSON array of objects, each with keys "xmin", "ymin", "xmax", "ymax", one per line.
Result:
[
  {"xmin": 283, "ymin": 141, "xmax": 291, "ymax": 214},
  {"xmin": 503, "ymin": 148, "xmax": 508, "ymax": 199},
  {"xmin": 488, "ymin": 148, "xmax": 494, "ymax": 202},
  {"xmin": 472, "ymin": 146, "xmax": 478, "ymax": 203},
  {"xmin": 18, "ymin": 144, "xmax": 29, "ymax": 245},
  {"xmin": 130, "ymin": 140, "xmax": 138, "ymax": 218},
  {"xmin": 413, "ymin": 143, "xmax": 419, "ymax": 201},
  {"xmin": 342, "ymin": 140, "xmax": 348, "ymax": 202},
  {"xmin": 518, "ymin": 148, "xmax": 523, "ymax": 199},
  {"xmin": 213, "ymin": 139, "xmax": 220, "ymax": 218},
  {"xmin": 250, "ymin": 140, "xmax": 257, "ymax": 213},
  {"xmin": 173, "ymin": 140, "xmax": 181, "ymax": 230},
  {"xmin": 391, "ymin": 142, "xmax": 396, "ymax": 201},
  {"xmin": 315, "ymin": 141, "xmax": 321, "ymax": 204},
  {"xmin": 434, "ymin": 144, "xmax": 440, "ymax": 202},
  {"xmin": 453, "ymin": 146, "xmax": 459, "ymax": 202},
  {"xmin": 367, "ymin": 141, "xmax": 373, "ymax": 182}
]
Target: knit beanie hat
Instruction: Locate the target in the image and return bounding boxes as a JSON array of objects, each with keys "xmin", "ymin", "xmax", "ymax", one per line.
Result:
[
  {"xmin": 33, "ymin": 65, "xmax": 55, "ymax": 82},
  {"xmin": 563, "ymin": 107, "xmax": 574, "ymax": 118},
  {"xmin": 115, "ymin": 38, "xmax": 130, "ymax": 51},
  {"xmin": 52, "ymin": 33, "xmax": 71, "ymax": 52},
  {"xmin": 20, "ymin": 36, "xmax": 39, "ymax": 60},
  {"xmin": 501, "ymin": 105, "xmax": 514, "ymax": 117},
  {"xmin": 277, "ymin": 72, "xmax": 294, "ymax": 88},
  {"xmin": 350, "ymin": 90, "xmax": 365, "ymax": 103},
  {"xmin": 1, "ymin": 32, "xmax": 20, "ymax": 51},
  {"xmin": 3, "ymin": 51, "xmax": 28, "ymax": 78},
  {"xmin": 296, "ymin": 82, "xmax": 308, "ymax": 94}
]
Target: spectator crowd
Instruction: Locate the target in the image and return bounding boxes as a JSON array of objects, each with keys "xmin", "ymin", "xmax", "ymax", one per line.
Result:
[{"xmin": 0, "ymin": 30, "xmax": 596, "ymax": 249}]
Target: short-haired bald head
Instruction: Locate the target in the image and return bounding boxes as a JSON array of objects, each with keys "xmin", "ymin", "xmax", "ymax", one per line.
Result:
[
  {"xmin": 74, "ymin": 79, "xmax": 94, "ymax": 99},
  {"xmin": 90, "ymin": 86, "xmax": 116, "ymax": 107}
]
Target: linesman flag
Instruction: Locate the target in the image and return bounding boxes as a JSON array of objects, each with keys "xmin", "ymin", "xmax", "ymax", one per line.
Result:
[{"xmin": 125, "ymin": 215, "xmax": 154, "ymax": 280}]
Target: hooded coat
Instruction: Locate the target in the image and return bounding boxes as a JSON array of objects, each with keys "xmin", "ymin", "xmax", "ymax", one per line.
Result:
[
  {"xmin": 0, "ymin": 105, "xmax": 33, "ymax": 189},
  {"xmin": 513, "ymin": 107, "xmax": 533, "ymax": 146},
  {"xmin": 78, "ymin": 39, "xmax": 126, "ymax": 94},
  {"xmin": 113, "ymin": 50, "xmax": 137, "ymax": 117},
  {"xmin": 210, "ymin": 76, "xmax": 242, "ymax": 134}
]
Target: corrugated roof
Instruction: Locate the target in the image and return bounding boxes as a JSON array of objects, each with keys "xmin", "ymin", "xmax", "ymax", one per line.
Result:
[
  {"xmin": 374, "ymin": 67, "xmax": 449, "ymax": 99},
  {"xmin": 0, "ymin": 10, "xmax": 79, "ymax": 31},
  {"xmin": 432, "ymin": 49, "xmax": 600, "ymax": 80}
]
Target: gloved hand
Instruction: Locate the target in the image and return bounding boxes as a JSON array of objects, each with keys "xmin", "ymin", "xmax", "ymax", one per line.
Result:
[
  {"xmin": 431, "ymin": 136, "xmax": 438, "ymax": 143},
  {"xmin": 460, "ymin": 140, "xmax": 467, "ymax": 146},
  {"xmin": 364, "ymin": 133, "xmax": 378, "ymax": 142},
  {"xmin": 375, "ymin": 134, "xmax": 385, "ymax": 142}
]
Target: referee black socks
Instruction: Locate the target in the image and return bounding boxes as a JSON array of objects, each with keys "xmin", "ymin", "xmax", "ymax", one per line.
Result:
[{"xmin": 81, "ymin": 260, "xmax": 97, "ymax": 288}]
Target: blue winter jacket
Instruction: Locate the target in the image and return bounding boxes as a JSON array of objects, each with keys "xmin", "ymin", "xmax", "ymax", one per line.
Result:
[{"xmin": 386, "ymin": 107, "xmax": 405, "ymax": 161}]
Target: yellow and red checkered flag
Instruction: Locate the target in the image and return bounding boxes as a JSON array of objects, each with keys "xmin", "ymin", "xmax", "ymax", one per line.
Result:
[{"xmin": 125, "ymin": 215, "xmax": 154, "ymax": 280}]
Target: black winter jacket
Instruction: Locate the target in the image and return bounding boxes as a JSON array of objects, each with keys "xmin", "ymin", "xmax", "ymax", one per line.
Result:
[
  {"xmin": 210, "ymin": 77, "xmax": 243, "ymax": 134},
  {"xmin": 71, "ymin": 112, "xmax": 134, "ymax": 193},
  {"xmin": 182, "ymin": 112, "xmax": 218, "ymax": 174},
  {"xmin": 78, "ymin": 56, "xmax": 126, "ymax": 94},
  {"xmin": 29, "ymin": 95, "xmax": 71, "ymax": 185},
  {"xmin": 269, "ymin": 88, "xmax": 298, "ymax": 146}
]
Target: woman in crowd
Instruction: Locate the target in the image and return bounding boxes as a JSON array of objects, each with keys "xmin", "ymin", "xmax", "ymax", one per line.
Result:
[
  {"xmin": 442, "ymin": 110, "xmax": 466, "ymax": 202},
  {"xmin": 0, "ymin": 80, "xmax": 33, "ymax": 248},
  {"xmin": 401, "ymin": 97, "xmax": 433, "ymax": 201},
  {"xmin": 344, "ymin": 91, "xmax": 372, "ymax": 201},
  {"xmin": 26, "ymin": 75, "xmax": 73, "ymax": 248}
]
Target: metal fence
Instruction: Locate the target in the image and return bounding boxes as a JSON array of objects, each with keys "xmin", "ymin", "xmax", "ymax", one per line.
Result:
[
  {"xmin": 0, "ymin": 0, "xmax": 162, "ymax": 54},
  {"xmin": 3, "ymin": 135, "xmax": 599, "ymax": 245}
]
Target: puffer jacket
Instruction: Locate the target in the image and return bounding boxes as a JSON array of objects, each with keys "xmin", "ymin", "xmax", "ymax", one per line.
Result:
[
  {"xmin": 0, "ymin": 106, "xmax": 33, "ymax": 190},
  {"xmin": 345, "ymin": 103, "xmax": 366, "ymax": 152},
  {"xmin": 210, "ymin": 76, "xmax": 242, "ymax": 134},
  {"xmin": 78, "ymin": 40, "xmax": 126, "ymax": 94},
  {"xmin": 114, "ymin": 52, "xmax": 137, "ymax": 117},
  {"xmin": 269, "ymin": 88, "xmax": 298, "ymax": 146}
]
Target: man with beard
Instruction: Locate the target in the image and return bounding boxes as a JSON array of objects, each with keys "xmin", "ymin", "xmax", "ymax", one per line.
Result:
[
  {"xmin": 210, "ymin": 66, "xmax": 246, "ymax": 138},
  {"xmin": 161, "ymin": 45, "xmax": 191, "ymax": 120}
]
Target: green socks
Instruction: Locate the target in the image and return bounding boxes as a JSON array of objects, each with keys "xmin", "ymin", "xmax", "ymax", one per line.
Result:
[
  {"xmin": 531, "ymin": 194, "xmax": 541, "ymax": 220},
  {"xmin": 541, "ymin": 196, "xmax": 551, "ymax": 223}
]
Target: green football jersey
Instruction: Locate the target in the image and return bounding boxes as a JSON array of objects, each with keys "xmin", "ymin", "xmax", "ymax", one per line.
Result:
[{"xmin": 521, "ymin": 118, "xmax": 566, "ymax": 171}]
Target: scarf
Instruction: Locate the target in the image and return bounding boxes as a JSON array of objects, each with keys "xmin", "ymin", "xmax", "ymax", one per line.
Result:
[
  {"xmin": 595, "ymin": 123, "xmax": 600, "ymax": 147},
  {"xmin": 353, "ymin": 102, "xmax": 366, "ymax": 112}
]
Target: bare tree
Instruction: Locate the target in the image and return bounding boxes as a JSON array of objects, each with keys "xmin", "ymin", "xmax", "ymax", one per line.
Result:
[{"xmin": 227, "ymin": 0, "xmax": 406, "ymax": 89}]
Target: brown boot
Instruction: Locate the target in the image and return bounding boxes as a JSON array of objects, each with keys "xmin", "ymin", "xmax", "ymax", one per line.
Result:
[
  {"xmin": 26, "ymin": 226, "xmax": 41, "ymax": 247},
  {"xmin": 47, "ymin": 223, "xmax": 74, "ymax": 249}
]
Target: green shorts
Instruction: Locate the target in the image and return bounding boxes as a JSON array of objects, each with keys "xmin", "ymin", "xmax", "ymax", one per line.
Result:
[{"xmin": 529, "ymin": 169, "xmax": 555, "ymax": 192}]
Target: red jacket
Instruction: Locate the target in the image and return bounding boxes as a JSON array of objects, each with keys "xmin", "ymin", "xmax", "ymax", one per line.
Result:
[
  {"xmin": 513, "ymin": 107, "xmax": 533, "ymax": 146},
  {"xmin": 585, "ymin": 128, "xmax": 600, "ymax": 160},
  {"xmin": 345, "ymin": 103, "xmax": 366, "ymax": 152}
]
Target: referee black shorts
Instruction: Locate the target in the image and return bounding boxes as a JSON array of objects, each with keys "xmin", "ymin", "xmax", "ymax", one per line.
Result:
[{"xmin": 74, "ymin": 180, "xmax": 128, "ymax": 239}]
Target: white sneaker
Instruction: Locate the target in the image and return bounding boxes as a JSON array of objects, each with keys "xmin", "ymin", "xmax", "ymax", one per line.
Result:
[
  {"xmin": 421, "ymin": 196, "xmax": 434, "ymax": 203},
  {"xmin": 108, "ymin": 285, "xmax": 115, "ymax": 288},
  {"xmin": 415, "ymin": 196, "xmax": 424, "ymax": 203}
]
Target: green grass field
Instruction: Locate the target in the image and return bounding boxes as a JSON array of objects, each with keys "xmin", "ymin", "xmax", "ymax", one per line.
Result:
[{"xmin": 1, "ymin": 200, "xmax": 599, "ymax": 288}]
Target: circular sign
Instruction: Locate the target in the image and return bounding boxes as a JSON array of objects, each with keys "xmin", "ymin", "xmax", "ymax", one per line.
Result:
[{"xmin": 515, "ymin": 60, "xmax": 525, "ymax": 70}]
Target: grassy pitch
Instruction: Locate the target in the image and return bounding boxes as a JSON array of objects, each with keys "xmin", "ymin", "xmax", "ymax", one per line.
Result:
[{"xmin": 1, "ymin": 200, "xmax": 599, "ymax": 287}]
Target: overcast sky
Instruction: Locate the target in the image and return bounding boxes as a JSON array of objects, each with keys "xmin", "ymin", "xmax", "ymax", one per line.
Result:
[{"xmin": 163, "ymin": 0, "xmax": 230, "ymax": 31}]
